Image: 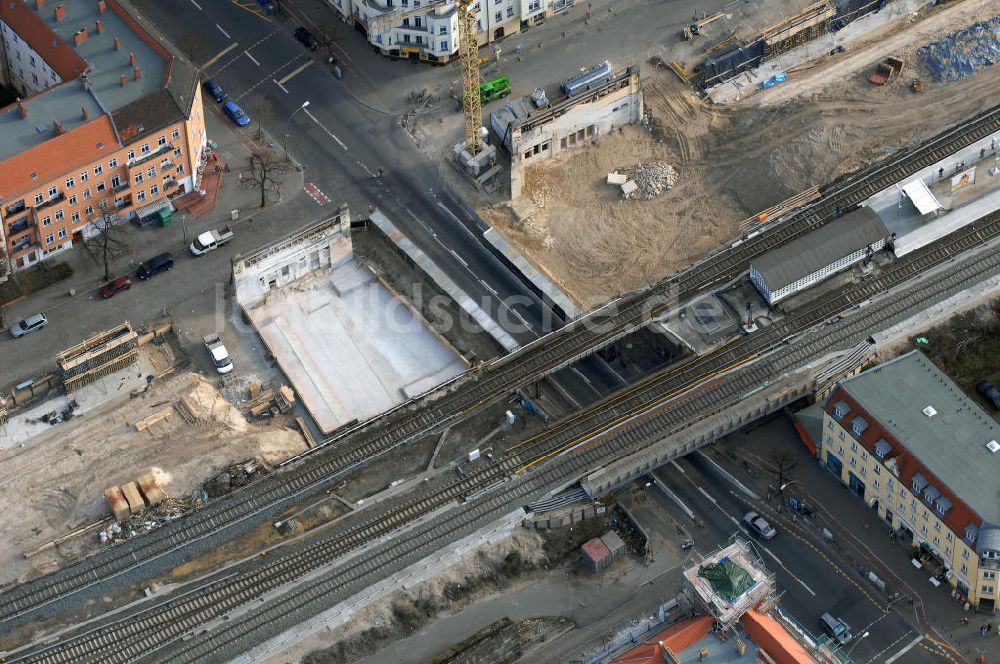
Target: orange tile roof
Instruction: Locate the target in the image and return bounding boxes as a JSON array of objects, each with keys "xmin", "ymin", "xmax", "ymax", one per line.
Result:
[
  {"xmin": 741, "ymin": 609, "xmax": 820, "ymax": 664},
  {"xmin": 0, "ymin": 116, "xmax": 118, "ymax": 198},
  {"xmin": 611, "ymin": 616, "xmax": 715, "ymax": 664},
  {"xmin": 0, "ymin": 1, "xmax": 88, "ymax": 81}
]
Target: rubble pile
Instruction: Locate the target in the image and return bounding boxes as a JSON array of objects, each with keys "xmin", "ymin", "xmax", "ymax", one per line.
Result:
[{"xmin": 630, "ymin": 161, "xmax": 677, "ymax": 200}]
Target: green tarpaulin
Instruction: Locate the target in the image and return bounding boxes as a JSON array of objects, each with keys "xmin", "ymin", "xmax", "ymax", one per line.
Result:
[{"xmin": 698, "ymin": 557, "xmax": 756, "ymax": 602}]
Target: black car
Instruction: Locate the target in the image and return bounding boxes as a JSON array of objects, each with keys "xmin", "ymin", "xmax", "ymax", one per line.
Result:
[
  {"xmin": 203, "ymin": 79, "xmax": 227, "ymax": 103},
  {"xmin": 976, "ymin": 381, "xmax": 1000, "ymax": 410},
  {"xmin": 137, "ymin": 252, "xmax": 174, "ymax": 280},
  {"xmin": 293, "ymin": 27, "xmax": 318, "ymax": 51}
]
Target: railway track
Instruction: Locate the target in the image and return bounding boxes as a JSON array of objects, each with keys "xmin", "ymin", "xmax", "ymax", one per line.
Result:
[
  {"xmin": 11, "ymin": 202, "xmax": 1000, "ymax": 664},
  {"xmin": 4, "ymin": 103, "xmax": 1000, "ymax": 625}
]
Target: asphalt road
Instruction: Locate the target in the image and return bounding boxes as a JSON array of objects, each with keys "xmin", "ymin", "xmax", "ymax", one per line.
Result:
[{"xmin": 654, "ymin": 453, "xmax": 939, "ymax": 664}]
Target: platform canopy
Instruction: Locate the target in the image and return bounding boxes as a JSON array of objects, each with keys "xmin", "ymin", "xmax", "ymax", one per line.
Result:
[{"xmin": 901, "ymin": 178, "xmax": 942, "ymax": 216}]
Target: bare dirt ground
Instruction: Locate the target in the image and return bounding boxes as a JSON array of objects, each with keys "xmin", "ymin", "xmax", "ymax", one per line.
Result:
[
  {"xmin": 0, "ymin": 363, "xmax": 307, "ymax": 586},
  {"xmin": 481, "ymin": 3, "xmax": 1000, "ymax": 309}
]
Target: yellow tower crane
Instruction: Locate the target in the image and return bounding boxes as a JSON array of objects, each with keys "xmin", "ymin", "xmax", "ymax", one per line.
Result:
[{"xmin": 368, "ymin": 0, "xmax": 483, "ymax": 155}]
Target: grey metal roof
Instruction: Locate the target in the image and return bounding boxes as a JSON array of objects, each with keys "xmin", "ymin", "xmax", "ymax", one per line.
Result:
[
  {"xmin": 0, "ymin": 0, "xmax": 169, "ymax": 161},
  {"xmin": 751, "ymin": 207, "xmax": 888, "ymax": 292},
  {"xmin": 839, "ymin": 351, "xmax": 1000, "ymax": 525},
  {"xmin": 978, "ymin": 526, "xmax": 1000, "ymax": 555}
]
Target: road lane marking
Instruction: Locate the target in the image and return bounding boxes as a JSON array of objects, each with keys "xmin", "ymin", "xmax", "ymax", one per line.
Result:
[
  {"xmin": 272, "ymin": 78, "xmax": 289, "ymax": 94},
  {"xmin": 244, "ymin": 50, "xmax": 260, "ymax": 66},
  {"xmin": 696, "ymin": 486, "xmax": 717, "ymax": 504},
  {"xmin": 758, "ymin": 545, "xmax": 817, "ymax": 596},
  {"xmin": 216, "ymin": 24, "xmax": 231, "ymax": 39},
  {"xmin": 302, "ymin": 108, "xmax": 347, "ymax": 151},
  {"xmin": 201, "ymin": 42, "xmax": 240, "ymax": 70},
  {"xmin": 882, "ymin": 634, "xmax": 923, "ymax": 664},
  {"xmin": 448, "ymin": 249, "xmax": 468, "ymax": 268},
  {"xmin": 696, "ymin": 450, "xmax": 758, "ymax": 499},
  {"xmin": 190, "ymin": 0, "xmax": 202, "ymax": 8},
  {"xmin": 278, "ymin": 59, "xmax": 314, "ymax": 85},
  {"xmin": 670, "ymin": 460, "xmax": 686, "ymax": 474}
]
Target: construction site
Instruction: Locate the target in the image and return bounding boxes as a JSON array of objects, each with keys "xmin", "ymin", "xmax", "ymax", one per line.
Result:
[{"xmin": 477, "ymin": 0, "xmax": 1000, "ymax": 308}]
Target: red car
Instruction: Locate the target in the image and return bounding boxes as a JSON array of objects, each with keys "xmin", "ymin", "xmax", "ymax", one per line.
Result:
[{"xmin": 100, "ymin": 277, "xmax": 132, "ymax": 298}]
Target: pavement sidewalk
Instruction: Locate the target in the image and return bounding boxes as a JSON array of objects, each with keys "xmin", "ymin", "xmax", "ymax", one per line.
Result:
[{"xmin": 715, "ymin": 415, "xmax": 996, "ymax": 662}]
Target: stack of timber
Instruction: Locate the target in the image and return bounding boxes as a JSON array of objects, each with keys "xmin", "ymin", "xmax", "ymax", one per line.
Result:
[{"xmin": 57, "ymin": 322, "xmax": 139, "ymax": 393}]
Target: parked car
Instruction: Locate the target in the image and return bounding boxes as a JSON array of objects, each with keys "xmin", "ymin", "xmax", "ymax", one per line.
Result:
[
  {"xmin": 99, "ymin": 277, "xmax": 133, "ymax": 298},
  {"xmin": 203, "ymin": 79, "xmax": 227, "ymax": 103},
  {"xmin": 9, "ymin": 313, "xmax": 48, "ymax": 338},
  {"xmin": 976, "ymin": 380, "xmax": 1000, "ymax": 410},
  {"xmin": 136, "ymin": 252, "xmax": 174, "ymax": 280},
  {"xmin": 223, "ymin": 100, "xmax": 250, "ymax": 127},
  {"xmin": 819, "ymin": 613, "xmax": 852, "ymax": 645},
  {"xmin": 742, "ymin": 511, "xmax": 777, "ymax": 539},
  {"xmin": 293, "ymin": 27, "xmax": 318, "ymax": 50},
  {"xmin": 190, "ymin": 227, "xmax": 234, "ymax": 256},
  {"xmin": 204, "ymin": 333, "xmax": 234, "ymax": 374}
]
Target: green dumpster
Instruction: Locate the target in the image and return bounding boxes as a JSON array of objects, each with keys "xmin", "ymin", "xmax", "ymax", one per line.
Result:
[{"xmin": 158, "ymin": 208, "xmax": 172, "ymax": 226}]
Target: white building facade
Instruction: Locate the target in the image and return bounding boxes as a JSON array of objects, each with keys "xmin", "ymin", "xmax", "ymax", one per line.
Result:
[{"xmin": 328, "ymin": 0, "xmax": 573, "ymax": 63}]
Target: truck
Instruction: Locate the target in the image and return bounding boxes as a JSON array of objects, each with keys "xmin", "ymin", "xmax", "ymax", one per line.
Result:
[
  {"xmin": 203, "ymin": 333, "xmax": 234, "ymax": 374},
  {"xmin": 459, "ymin": 76, "xmax": 512, "ymax": 107},
  {"xmin": 190, "ymin": 226, "xmax": 234, "ymax": 256}
]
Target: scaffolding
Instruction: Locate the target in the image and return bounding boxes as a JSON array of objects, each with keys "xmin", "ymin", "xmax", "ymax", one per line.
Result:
[
  {"xmin": 682, "ymin": 537, "xmax": 776, "ymax": 636},
  {"xmin": 56, "ymin": 322, "xmax": 138, "ymax": 393}
]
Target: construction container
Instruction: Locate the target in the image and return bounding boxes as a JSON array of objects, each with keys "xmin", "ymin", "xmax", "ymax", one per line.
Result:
[
  {"xmin": 601, "ymin": 530, "xmax": 626, "ymax": 561},
  {"xmin": 561, "ymin": 61, "xmax": 612, "ymax": 97},
  {"xmin": 581, "ymin": 537, "xmax": 612, "ymax": 572},
  {"xmin": 105, "ymin": 486, "xmax": 130, "ymax": 522},
  {"xmin": 121, "ymin": 481, "xmax": 145, "ymax": 515},
  {"xmin": 138, "ymin": 472, "xmax": 167, "ymax": 506}
]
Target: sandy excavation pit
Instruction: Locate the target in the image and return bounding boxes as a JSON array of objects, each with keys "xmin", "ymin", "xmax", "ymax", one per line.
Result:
[
  {"xmin": 0, "ymin": 369, "xmax": 307, "ymax": 586},
  {"xmin": 482, "ymin": 2, "xmax": 1000, "ymax": 309}
]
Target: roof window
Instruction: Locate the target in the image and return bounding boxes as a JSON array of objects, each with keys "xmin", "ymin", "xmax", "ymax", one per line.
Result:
[{"xmin": 922, "ymin": 406, "xmax": 937, "ymax": 417}]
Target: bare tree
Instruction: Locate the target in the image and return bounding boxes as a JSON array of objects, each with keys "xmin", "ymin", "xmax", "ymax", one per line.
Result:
[
  {"xmin": 242, "ymin": 147, "xmax": 290, "ymax": 208},
  {"xmin": 85, "ymin": 213, "xmax": 130, "ymax": 281},
  {"xmin": 768, "ymin": 450, "xmax": 799, "ymax": 491},
  {"xmin": 0, "ymin": 244, "xmax": 9, "ymax": 283},
  {"xmin": 243, "ymin": 94, "xmax": 275, "ymax": 141},
  {"xmin": 314, "ymin": 16, "xmax": 341, "ymax": 53}
]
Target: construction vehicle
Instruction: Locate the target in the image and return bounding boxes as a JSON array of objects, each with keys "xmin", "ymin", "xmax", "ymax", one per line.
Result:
[
  {"xmin": 460, "ymin": 76, "xmax": 512, "ymax": 106},
  {"xmin": 682, "ymin": 11, "xmax": 729, "ymax": 40},
  {"xmin": 868, "ymin": 56, "xmax": 904, "ymax": 86},
  {"xmin": 189, "ymin": 226, "xmax": 234, "ymax": 256},
  {"xmin": 368, "ymin": 0, "xmax": 487, "ymax": 156},
  {"xmin": 203, "ymin": 333, "xmax": 234, "ymax": 375}
]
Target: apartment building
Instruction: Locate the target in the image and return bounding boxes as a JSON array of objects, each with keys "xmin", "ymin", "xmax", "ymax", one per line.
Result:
[
  {"xmin": 819, "ymin": 351, "xmax": 1000, "ymax": 612},
  {"xmin": 331, "ymin": 0, "xmax": 572, "ymax": 63},
  {"xmin": 0, "ymin": 0, "xmax": 205, "ymax": 270}
]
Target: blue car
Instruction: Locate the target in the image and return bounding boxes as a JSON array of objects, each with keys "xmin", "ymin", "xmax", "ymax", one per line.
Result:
[
  {"xmin": 223, "ymin": 100, "xmax": 250, "ymax": 127},
  {"xmin": 203, "ymin": 79, "xmax": 227, "ymax": 103}
]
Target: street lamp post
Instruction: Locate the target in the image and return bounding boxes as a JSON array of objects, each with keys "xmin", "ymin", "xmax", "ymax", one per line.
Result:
[
  {"xmin": 845, "ymin": 630, "xmax": 870, "ymax": 657},
  {"xmin": 779, "ymin": 480, "xmax": 799, "ymax": 493},
  {"xmin": 283, "ymin": 101, "xmax": 310, "ymax": 162}
]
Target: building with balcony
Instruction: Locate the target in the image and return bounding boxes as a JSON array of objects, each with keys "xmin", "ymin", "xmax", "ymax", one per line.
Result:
[
  {"xmin": 819, "ymin": 351, "xmax": 1000, "ymax": 612},
  {"xmin": 331, "ymin": 0, "xmax": 573, "ymax": 63},
  {"xmin": 0, "ymin": 0, "xmax": 205, "ymax": 270}
]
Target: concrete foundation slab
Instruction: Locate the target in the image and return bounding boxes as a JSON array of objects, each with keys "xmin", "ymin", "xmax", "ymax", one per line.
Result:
[{"xmin": 246, "ymin": 239, "xmax": 467, "ymax": 435}]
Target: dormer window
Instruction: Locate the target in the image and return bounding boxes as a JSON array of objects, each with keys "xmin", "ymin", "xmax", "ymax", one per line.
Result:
[
  {"xmin": 965, "ymin": 524, "xmax": 979, "ymax": 544},
  {"xmin": 912, "ymin": 473, "xmax": 929, "ymax": 494},
  {"xmin": 935, "ymin": 496, "xmax": 952, "ymax": 516},
  {"xmin": 874, "ymin": 439, "xmax": 891, "ymax": 459},
  {"xmin": 851, "ymin": 416, "xmax": 868, "ymax": 438},
  {"xmin": 833, "ymin": 400, "xmax": 850, "ymax": 421}
]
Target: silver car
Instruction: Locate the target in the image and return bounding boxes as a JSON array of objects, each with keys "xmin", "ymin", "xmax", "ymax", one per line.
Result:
[
  {"xmin": 10, "ymin": 313, "xmax": 48, "ymax": 338},
  {"xmin": 743, "ymin": 511, "xmax": 777, "ymax": 539}
]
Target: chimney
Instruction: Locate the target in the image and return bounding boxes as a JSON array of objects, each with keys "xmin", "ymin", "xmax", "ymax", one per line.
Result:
[
  {"xmin": 81, "ymin": 106, "xmax": 89, "ymax": 120},
  {"xmin": 119, "ymin": 73, "xmax": 127, "ymax": 87},
  {"xmin": 15, "ymin": 97, "xmax": 26, "ymax": 118},
  {"xmin": 73, "ymin": 26, "xmax": 89, "ymax": 46},
  {"xmin": 34, "ymin": 0, "xmax": 44, "ymax": 9},
  {"xmin": 98, "ymin": 0, "xmax": 106, "ymax": 12},
  {"xmin": 95, "ymin": 19, "xmax": 103, "ymax": 34},
  {"xmin": 53, "ymin": 120, "xmax": 65, "ymax": 135},
  {"xmin": 133, "ymin": 65, "xmax": 141, "ymax": 80},
  {"xmin": 129, "ymin": 52, "xmax": 136, "ymax": 67},
  {"xmin": 54, "ymin": 3, "xmax": 65, "ymax": 20},
  {"xmin": 113, "ymin": 37, "xmax": 121, "ymax": 50}
]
